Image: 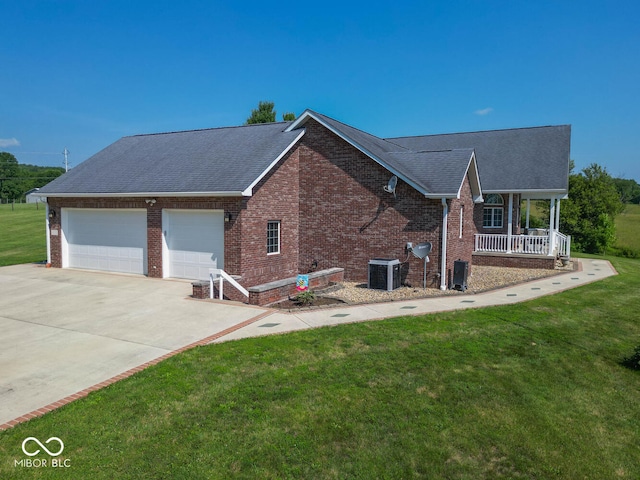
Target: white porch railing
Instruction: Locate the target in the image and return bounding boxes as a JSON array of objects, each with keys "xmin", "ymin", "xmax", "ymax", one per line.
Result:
[
  {"xmin": 555, "ymin": 232, "xmax": 571, "ymax": 257},
  {"xmin": 475, "ymin": 232, "xmax": 571, "ymax": 257},
  {"xmin": 209, "ymin": 268, "xmax": 249, "ymax": 300}
]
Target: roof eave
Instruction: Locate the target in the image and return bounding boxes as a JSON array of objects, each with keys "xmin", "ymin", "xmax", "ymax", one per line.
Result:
[
  {"xmin": 241, "ymin": 128, "xmax": 306, "ymax": 196},
  {"xmin": 494, "ymin": 189, "xmax": 568, "ymax": 198},
  {"xmin": 39, "ymin": 191, "xmax": 247, "ymax": 198}
]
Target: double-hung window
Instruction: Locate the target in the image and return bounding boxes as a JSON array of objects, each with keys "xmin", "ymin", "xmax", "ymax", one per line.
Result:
[
  {"xmin": 267, "ymin": 221, "xmax": 280, "ymax": 254},
  {"xmin": 483, "ymin": 194, "xmax": 504, "ymax": 228}
]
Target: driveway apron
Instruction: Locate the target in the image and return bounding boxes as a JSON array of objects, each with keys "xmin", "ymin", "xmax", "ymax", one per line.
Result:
[{"xmin": 0, "ymin": 264, "xmax": 268, "ymax": 426}]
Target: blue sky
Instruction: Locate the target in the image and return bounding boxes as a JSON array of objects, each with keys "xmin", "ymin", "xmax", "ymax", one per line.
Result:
[{"xmin": 2, "ymin": 1, "xmax": 639, "ymax": 182}]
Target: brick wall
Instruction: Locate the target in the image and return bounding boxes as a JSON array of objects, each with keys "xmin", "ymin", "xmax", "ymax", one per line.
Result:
[
  {"xmin": 48, "ymin": 206, "xmax": 62, "ymax": 268},
  {"xmin": 445, "ymin": 173, "xmax": 478, "ymax": 280},
  {"xmin": 473, "ymin": 253, "xmax": 556, "ymax": 269},
  {"xmin": 239, "ymin": 147, "xmax": 300, "ymax": 286},
  {"xmin": 297, "ymin": 120, "xmax": 446, "ymax": 288}
]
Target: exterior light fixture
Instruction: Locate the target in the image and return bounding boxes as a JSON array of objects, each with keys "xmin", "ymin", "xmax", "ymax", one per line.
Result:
[{"xmin": 224, "ymin": 212, "xmax": 232, "ymax": 222}]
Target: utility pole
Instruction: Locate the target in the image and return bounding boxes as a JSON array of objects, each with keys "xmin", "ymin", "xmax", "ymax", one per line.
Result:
[{"xmin": 63, "ymin": 147, "xmax": 70, "ymax": 172}]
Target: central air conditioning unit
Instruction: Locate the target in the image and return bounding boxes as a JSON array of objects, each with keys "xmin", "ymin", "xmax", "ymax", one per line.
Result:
[{"xmin": 368, "ymin": 258, "xmax": 401, "ymax": 291}]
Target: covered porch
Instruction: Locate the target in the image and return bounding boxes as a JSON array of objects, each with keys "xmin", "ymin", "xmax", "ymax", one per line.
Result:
[{"xmin": 474, "ymin": 193, "xmax": 571, "ymax": 258}]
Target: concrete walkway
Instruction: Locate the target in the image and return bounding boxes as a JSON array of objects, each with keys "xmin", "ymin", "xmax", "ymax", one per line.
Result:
[
  {"xmin": 0, "ymin": 258, "xmax": 616, "ymax": 430},
  {"xmin": 214, "ymin": 258, "xmax": 617, "ymax": 342}
]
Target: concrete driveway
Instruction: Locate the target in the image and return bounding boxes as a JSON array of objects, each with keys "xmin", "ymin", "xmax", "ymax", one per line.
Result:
[{"xmin": 0, "ymin": 264, "xmax": 269, "ymax": 427}]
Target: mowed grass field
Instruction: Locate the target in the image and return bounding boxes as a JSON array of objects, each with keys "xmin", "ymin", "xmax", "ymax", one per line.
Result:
[
  {"xmin": 0, "ymin": 203, "xmax": 47, "ymax": 267},
  {"xmin": 615, "ymin": 203, "xmax": 640, "ymax": 252}
]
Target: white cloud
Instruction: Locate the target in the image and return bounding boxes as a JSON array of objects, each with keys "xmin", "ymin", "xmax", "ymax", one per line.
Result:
[
  {"xmin": 0, "ymin": 137, "xmax": 20, "ymax": 147},
  {"xmin": 474, "ymin": 107, "xmax": 493, "ymax": 116}
]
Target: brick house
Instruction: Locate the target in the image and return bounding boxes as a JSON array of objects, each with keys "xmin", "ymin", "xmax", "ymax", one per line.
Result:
[{"xmin": 37, "ymin": 109, "xmax": 571, "ymax": 305}]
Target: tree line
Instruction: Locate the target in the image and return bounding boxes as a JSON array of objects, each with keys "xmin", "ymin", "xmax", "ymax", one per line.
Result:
[{"xmin": 0, "ymin": 152, "xmax": 65, "ymax": 201}]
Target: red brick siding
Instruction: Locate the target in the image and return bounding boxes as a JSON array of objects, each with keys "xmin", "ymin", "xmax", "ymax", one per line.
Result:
[
  {"xmin": 48, "ymin": 206, "xmax": 62, "ymax": 268},
  {"xmin": 473, "ymin": 253, "xmax": 556, "ymax": 269},
  {"xmin": 446, "ymin": 173, "xmax": 478, "ymax": 278},
  {"xmin": 240, "ymin": 147, "xmax": 300, "ymax": 286},
  {"xmin": 297, "ymin": 120, "xmax": 445, "ymax": 288},
  {"xmin": 147, "ymin": 206, "xmax": 162, "ymax": 277}
]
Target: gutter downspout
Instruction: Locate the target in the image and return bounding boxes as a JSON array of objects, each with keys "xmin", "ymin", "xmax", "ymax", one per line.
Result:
[
  {"xmin": 506, "ymin": 193, "xmax": 513, "ymax": 253},
  {"xmin": 45, "ymin": 200, "xmax": 51, "ymax": 265},
  {"xmin": 440, "ymin": 198, "xmax": 448, "ymax": 290}
]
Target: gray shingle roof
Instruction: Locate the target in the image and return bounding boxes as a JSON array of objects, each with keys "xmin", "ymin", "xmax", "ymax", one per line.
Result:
[
  {"xmin": 38, "ymin": 121, "xmax": 303, "ymax": 195},
  {"xmin": 38, "ymin": 110, "xmax": 570, "ymax": 199},
  {"xmin": 386, "ymin": 149, "xmax": 476, "ymax": 196},
  {"xmin": 387, "ymin": 125, "xmax": 571, "ymax": 193}
]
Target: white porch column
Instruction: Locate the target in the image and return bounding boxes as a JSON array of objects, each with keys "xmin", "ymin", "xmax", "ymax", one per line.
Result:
[
  {"xmin": 548, "ymin": 197, "xmax": 556, "ymax": 256},
  {"xmin": 507, "ymin": 193, "xmax": 513, "ymax": 253},
  {"xmin": 440, "ymin": 198, "xmax": 448, "ymax": 290},
  {"xmin": 525, "ymin": 199, "xmax": 531, "ymax": 229},
  {"xmin": 555, "ymin": 198, "xmax": 561, "ymax": 231}
]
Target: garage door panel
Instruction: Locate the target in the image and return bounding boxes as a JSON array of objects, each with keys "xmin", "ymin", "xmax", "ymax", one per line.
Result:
[
  {"xmin": 165, "ymin": 210, "xmax": 223, "ymax": 280},
  {"xmin": 64, "ymin": 209, "xmax": 147, "ymax": 275}
]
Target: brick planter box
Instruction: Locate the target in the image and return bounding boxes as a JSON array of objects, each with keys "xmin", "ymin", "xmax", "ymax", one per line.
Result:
[
  {"xmin": 248, "ymin": 268, "xmax": 344, "ymax": 306},
  {"xmin": 192, "ymin": 268, "xmax": 345, "ymax": 306}
]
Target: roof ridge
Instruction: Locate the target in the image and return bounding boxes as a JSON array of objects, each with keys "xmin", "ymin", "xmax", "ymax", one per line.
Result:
[
  {"xmin": 392, "ymin": 147, "xmax": 475, "ymax": 154},
  {"xmin": 387, "ymin": 124, "xmax": 570, "ymax": 141},
  {"xmin": 127, "ymin": 120, "xmax": 293, "ymax": 138}
]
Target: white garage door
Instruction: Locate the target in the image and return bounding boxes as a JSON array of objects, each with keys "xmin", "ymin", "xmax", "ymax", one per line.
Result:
[
  {"xmin": 164, "ymin": 210, "xmax": 224, "ymax": 280},
  {"xmin": 62, "ymin": 209, "xmax": 147, "ymax": 275}
]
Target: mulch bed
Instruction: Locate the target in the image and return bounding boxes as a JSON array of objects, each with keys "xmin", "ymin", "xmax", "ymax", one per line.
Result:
[{"xmin": 271, "ymin": 296, "xmax": 346, "ymax": 310}]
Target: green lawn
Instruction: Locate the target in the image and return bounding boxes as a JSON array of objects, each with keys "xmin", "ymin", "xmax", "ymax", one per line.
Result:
[
  {"xmin": 0, "ymin": 203, "xmax": 47, "ymax": 266},
  {"xmin": 1, "ymin": 256, "xmax": 639, "ymax": 479},
  {"xmin": 615, "ymin": 203, "xmax": 640, "ymax": 253}
]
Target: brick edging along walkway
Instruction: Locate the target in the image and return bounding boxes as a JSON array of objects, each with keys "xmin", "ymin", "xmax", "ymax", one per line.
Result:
[{"xmin": 0, "ymin": 310, "xmax": 274, "ymax": 431}]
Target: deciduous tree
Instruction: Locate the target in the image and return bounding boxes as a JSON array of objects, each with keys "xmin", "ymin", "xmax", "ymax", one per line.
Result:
[
  {"xmin": 246, "ymin": 101, "xmax": 276, "ymax": 124},
  {"xmin": 561, "ymin": 162, "xmax": 624, "ymax": 253}
]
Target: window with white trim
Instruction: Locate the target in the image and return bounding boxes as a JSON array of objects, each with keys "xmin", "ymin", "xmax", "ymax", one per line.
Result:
[
  {"xmin": 267, "ymin": 221, "xmax": 280, "ymax": 254},
  {"xmin": 483, "ymin": 194, "xmax": 504, "ymax": 228},
  {"xmin": 459, "ymin": 205, "xmax": 464, "ymax": 238}
]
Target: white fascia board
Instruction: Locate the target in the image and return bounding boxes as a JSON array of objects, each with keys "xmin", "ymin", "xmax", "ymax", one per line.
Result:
[
  {"xmin": 288, "ymin": 110, "xmax": 430, "ymax": 196},
  {"xmin": 241, "ymin": 129, "xmax": 306, "ymax": 196},
  {"xmin": 452, "ymin": 151, "xmax": 483, "ymax": 202},
  {"xmin": 467, "ymin": 152, "xmax": 484, "ymax": 203},
  {"xmin": 509, "ymin": 190, "xmax": 569, "ymax": 200},
  {"xmin": 41, "ymin": 191, "xmax": 246, "ymax": 198},
  {"xmin": 424, "ymin": 192, "xmax": 458, "ymax": 199}
]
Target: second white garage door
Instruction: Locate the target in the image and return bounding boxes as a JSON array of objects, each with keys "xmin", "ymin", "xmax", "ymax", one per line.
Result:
[{"xmin": 163, "ymin": 210, "xmax": 224, "ymax": 280}]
